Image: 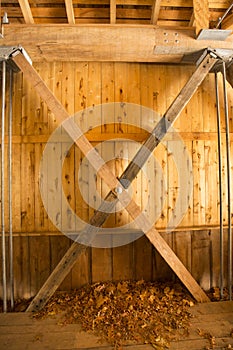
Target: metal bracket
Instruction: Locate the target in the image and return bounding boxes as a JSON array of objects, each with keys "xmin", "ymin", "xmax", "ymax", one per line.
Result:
[
  {"xmin": 197, "ymin": 29, "xmax": 232, "ymax": 41},
  {"xmin": 182, "ymin": 47, "xmax": 233, "ymax": 73},
  {"xmin": 0, "ymin": 45, "xmax": 32, "ymax": 72},
  {"xmin": 208, "ymin": 48, "xmax": 233, "ymax": 73}
]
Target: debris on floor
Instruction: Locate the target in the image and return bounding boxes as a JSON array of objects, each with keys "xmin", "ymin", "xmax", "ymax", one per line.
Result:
[
  {"xmin": 207, "ymin": 287, "xmax": 233, "ymax": 301},
  {"xmin": 33, "ymin": 280, "xmax": 195, "ymax": 349}
]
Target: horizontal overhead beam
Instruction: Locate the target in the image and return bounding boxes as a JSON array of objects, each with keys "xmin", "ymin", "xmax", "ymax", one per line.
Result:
[{"xmin": 1, "ymin": 24, "xmax": 233, "ymax": 63}]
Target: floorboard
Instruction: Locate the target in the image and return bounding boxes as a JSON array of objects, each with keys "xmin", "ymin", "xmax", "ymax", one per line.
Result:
[{"xmin": 0, "ymin": 301, "xmax": 232, "ymax": 349}]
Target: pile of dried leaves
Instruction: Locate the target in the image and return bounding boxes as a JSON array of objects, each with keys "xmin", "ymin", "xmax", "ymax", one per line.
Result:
[{"xmin": 33, "ymin": 280, "xmax": 195, "ymax": 349}]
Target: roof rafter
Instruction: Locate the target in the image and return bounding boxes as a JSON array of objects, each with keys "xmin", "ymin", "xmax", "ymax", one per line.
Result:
[
  {"xmin": 64, "ymin": 0, "xmax": 75, "ymax": 25},
  {"xmin": 193, "ymin": 0, "xmax": 209, "ymax": 36},
  {"xmin": 151, "ymin": 0, "xmax": 161, "ymax": 25},
  {"xmin": 189, "ymin": 12, "xmax": 195, "ymax": 27},
  {"xmin": 222, "ymin": 13, "xmax": 233, "ymax": 30},
  {"xmin": 18, "ymin": 0, "xmax": 34, "ymax": 24},
  {"xmin": 110, "ymin": 0, "xmax": 116, "ymax": 24}
]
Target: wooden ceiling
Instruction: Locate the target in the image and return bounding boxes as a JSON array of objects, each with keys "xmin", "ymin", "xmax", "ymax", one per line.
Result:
[{"xmin": 0, "ymin": 0, "xmax": 232, "ymax": 30}]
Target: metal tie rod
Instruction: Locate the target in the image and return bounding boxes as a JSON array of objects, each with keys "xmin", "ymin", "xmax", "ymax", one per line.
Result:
[
  {"xmin": 8, "ymin": 68, "xmax": 14, "ymax": 310},
  {"xmin": 1, "ymin": 61, "xmax": 7, "ymax": 313},
  {"xmin": 222, "ymin": 62, "xmax": 232, "ymax": 301},
  {"xmin": 215, "ymin": 72, "xmax": 224, "ymax": 300}
]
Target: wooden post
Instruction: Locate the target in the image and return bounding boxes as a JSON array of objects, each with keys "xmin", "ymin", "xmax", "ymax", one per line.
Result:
[{"xmin": 11, "ymin": 51, "xmax": 215, "ymax": 311}]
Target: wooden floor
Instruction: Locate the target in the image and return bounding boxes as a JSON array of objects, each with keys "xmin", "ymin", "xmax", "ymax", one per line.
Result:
[{"xmin": 0, "ymin": 301, "xmax": 233, "ymax": 350}]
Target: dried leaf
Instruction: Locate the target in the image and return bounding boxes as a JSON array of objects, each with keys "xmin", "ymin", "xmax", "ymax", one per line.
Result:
[{"xmin": 33, "ymin": 281, "xmax": 194, "ymax": 349}]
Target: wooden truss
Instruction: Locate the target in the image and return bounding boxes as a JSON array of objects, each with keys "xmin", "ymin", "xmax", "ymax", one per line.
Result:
[{"xmin": 11, "ymin": 50, "xmax": 220, "ymax": 311}]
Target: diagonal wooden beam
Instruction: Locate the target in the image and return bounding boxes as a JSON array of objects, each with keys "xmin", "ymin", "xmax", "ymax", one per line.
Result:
[
  {"xmin": 65, "ymin": 0, "xmax": 75, "ymax": 24},
  {"xmin": 151, "ymin": 0, "xmax": 161, "ymax": 25},
  {"xmin": 11, "ymin": 51, "xmax": 215, "ymax": 311},
  {"xmin": 193, "ymin": 0, "xmax": 209, "ymax": 37},
  {"xmin": 11, "ymin": 52, "xmax": 121, "ymax": 194},
  {"xmin": 18, "ymin": 0, "xmax": 34, "ymax": 24}
]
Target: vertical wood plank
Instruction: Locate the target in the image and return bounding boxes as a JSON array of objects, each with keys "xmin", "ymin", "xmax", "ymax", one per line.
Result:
[
  {"xmin": 127, "ymin": 63, "xmax": 141, "ymax": 133},
  {"xmin": 154, "ymin": 142, "xmax": 168, "ymax": 229},
  {"xmin": 62, "ymin": 62, "xmax": 75, "ymax": 116},
  {"xmin": 33, "ymin": 62, "xmax": 49, "ymax": 136},
  {"xmin": 178, "ymin": 141, "xmax": 193, "ymax": 227},
  {"xmin": 167, "ymin": 140, "xmax": 179, "ymax": 230},
  {"xmin": 91, "ymin": 141, "xmax": 113, "ymax": 283},
  {"xmin": 71, "ymin": 145, "xmax": 91, "ymax": 289},
  {"xmin": 101, "ymin": 62, "xmax": 115, "ymax": 133},
  {"xmin": 150, "ymin": 64, "xmax": 166, "ymax": 116},
  {"xmin": 209, "ymin": 228, "xmax": 221, "ymax": 288},
  {"xmin": 140, "ymin": 64, "xmax": 150, "ymax": 109},
  {"xmin": 12, "ymin": 143, "xmax": 21, "ymax": 232},
  {"xmin": 34, "ymin": 143, "xmax": 49, "ymax": 232},
  {"xmin": 74, "ymin": 62, "xmax": 88, "ymax": 116},
  {"xmin": 50, "ymin": 235, "xmax": 72, "ymax": 291},
  {"xmin": 177, "ymin": 66, "xmax": 192, "ymax": 132},
  {"xmin": 152, "ymin": 232, "xmax": 174, "ymax": 281},
  {"xmin": 13, "ymin": 236, "xmax": 31, "ymax": 298},
  {"xmin": 205, "ymin": 140, "xmax": 218, "ymax": 226},
  {"xmin": 113, "ymin": 140, "xmax": 134, "ymax": 281},
  {"xmin": 173, "ymin": 231, "xmax": 192, "ymax": 273},
  {"xmin": 203, "ymin": 74, "xmax": 217, "ymax": 133},
  {"xmin": 29, "ymin": 236, "xmax": 51, "ymax": 297},
  {"xmin": 62, "ymin": 144, "xmax": 75, "ymax": 235},
  {"xmin": 134, "ymin": 235, "xmax": 153, "ymax": 281},
  {"xmin": 114, "ymin": 63, "xmax": 128, "ymax": 133},
  {"xmin": 12, "ymin": 71, "xmax": 22, "ymax": 136},
  {"xmin": 49, "ymin": 62, "xmax": 63, "ymax": 133},
  {"xmin": 47, "ymin": 140, "xmax": 62, "ymax": 233},
  {"xmin": 191, "ymin": 230, "xmax": 211, "ymax": 290},
  {"xmin": 21, "ymin": 143, "xmax": 35, "ymax": 233},
  {"xmin": 192, "ymin": 140, "xmax": 206, "ymax": 226},
  {"xmin": 165, "ymin": 65, "xmax": 181, "ymax": 131},
  {"xmin": 190, "ymin": 87, "xmax": 203, "ymax": 132},
  {"xmin": 87, "ymin": 62, "xmax": 101, "ymax": 131}
]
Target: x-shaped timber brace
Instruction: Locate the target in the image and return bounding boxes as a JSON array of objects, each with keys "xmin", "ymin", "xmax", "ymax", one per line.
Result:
[{"xmin": 9, "ymin": 48, "xmax": 227, "ymax": 310}]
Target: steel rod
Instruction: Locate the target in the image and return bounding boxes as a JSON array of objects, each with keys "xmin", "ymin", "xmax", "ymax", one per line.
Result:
[
  {"xmin": 8, "ymin": 68, "xmax": 14, "ymax": 310},
  {"xmin": 215, "ymin": 72, "xmax": 224, "ymax": 299},
  {"xmin": 1, "ymin": 61, "xmax": 7, "ymax": 312},
  {"xmin": 222, "ymin": 61, "xmax": 232, "ymax": 300}
]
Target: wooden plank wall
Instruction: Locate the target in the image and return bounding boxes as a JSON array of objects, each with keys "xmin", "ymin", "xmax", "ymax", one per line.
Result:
[{"xmin": 0, "ymin": 62, "xmax": 233, "ymax": 299}]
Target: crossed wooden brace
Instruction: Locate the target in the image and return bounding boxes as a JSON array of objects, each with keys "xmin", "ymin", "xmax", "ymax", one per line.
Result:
[{"xmin": 12, "ymin": 51, "xmax": 216, "ymax": 311}]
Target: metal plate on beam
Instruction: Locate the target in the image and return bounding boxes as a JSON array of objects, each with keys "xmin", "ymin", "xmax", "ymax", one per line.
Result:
[
  {"xmin": 0, "ymin": 46, "xmax": 20, "ymax": 61},
  {"xmin": 182, "ymin": 48, "xmax": 233, "ymax": 65},
  {"xmin": 197, "ymin": 29, "xmax": 232, "ymax": 41},
  {"xmin": 0, "ymin": 46, "xmax": 32, "ymax": 72}
]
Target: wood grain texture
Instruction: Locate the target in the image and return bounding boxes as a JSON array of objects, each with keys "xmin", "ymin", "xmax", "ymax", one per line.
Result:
[
  {"xmin": 192, "ymin": 0, "xmax": 210, "ymax": 36},
  {"xmin": 1, "ymin": 302, "xmax": 233, "ymax": 349},
  {"xmin": 4, "ymin": 25, "xmax": 233, "ymax": 63},
  {"xmin": 25, "ymin": 54, "xmax": 214, "ymax": 310},
  {"xmin": 1, "ymin": 58, "xmax": 232, "ymax": 302},
  {"xmin": 18, "ymin": 0, "xmax": 34, "ymax": 24}
]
